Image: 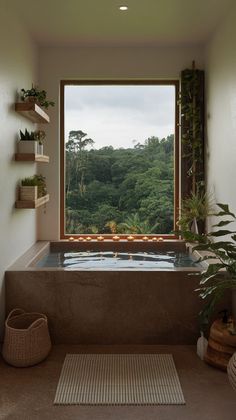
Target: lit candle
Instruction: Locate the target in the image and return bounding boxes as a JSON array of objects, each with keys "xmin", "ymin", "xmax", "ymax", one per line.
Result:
[
  {"xmin": 97, "ymin": 236, "xmax": 104, "ymax": 241},
  {"xmin": 78, "ymin": 237, "xmax": 84, "ymax": 241},
  {"xmin": 69, "ymin": 236, "xmax": 74, "ymax": 241},
  {"xmin": 127, "ymin": 235, "xmax": 134, "ymax": 241},
  {"xmin": 158, "ymin": 237, "xmax": 164, "ymax": 242},
  {"xmin": 152, "ymin": 237, "xmax": 158, "ymax": 242},
  {"xmin": 142, "ymin": 236, "xmax": 149, "ymax": 241},
  {"xmin": 113, "ymin": 235, "xmax": 120, "ymax": 241},
  {"xmin": 86, "ymin": 236, "xmax": 92, "ymax": 241}
]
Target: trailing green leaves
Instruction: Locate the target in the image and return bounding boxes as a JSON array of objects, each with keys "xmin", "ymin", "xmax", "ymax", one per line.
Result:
[{"xmin": 184, "ymin": 202, "xmax": 236, "ymax": 328}]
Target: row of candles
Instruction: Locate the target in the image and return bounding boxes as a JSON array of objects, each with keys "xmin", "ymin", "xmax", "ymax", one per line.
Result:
[{"xmin": 68, "ymin": 236, "xmax": 164, "ymax": 242}]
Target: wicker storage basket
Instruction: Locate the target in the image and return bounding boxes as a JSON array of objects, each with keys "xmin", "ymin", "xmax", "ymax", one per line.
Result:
[
  {"xmin": 2, "ymin": 308, "xmax": 51, "ymax": 367},
  {"xmin": 228, "ymin": 352, "xmax": 236, "ymax": 391}
]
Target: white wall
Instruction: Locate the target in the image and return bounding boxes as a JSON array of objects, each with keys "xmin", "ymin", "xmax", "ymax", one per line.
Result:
[
  {"xmin": 38, "ymin": 45, "xmax": 205, "ymax": 240},
  {"xmin": 0, "ymin": 2, "xmax": 38, "ymax": 336},
  {"xmin": 205, "ymin": 3, "xmax": 236, "ymax": 220}
]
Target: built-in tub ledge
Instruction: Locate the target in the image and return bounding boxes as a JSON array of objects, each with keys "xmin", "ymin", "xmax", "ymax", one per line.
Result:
[{"xmin": 7, "ymin": 241, "xmax": 50, "ymax": 271}]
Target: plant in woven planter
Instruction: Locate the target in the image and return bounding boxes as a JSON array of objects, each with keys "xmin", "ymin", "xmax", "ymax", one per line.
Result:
[{"xmin": 21, "ymin": 84, "xmax": 55, "ymax": 109}]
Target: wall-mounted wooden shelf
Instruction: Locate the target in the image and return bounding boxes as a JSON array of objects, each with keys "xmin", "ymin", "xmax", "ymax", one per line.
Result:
[
  {"xmin": 15, "ymin": 194, "xmax": 49, "ymax": 209},
  {"xmin": 15, "ymin": 102, "xmax": 50, "ymax": 123},
  {"xmin": 15, "ymin": 153, "xmax": 50, "ymax": 163}
]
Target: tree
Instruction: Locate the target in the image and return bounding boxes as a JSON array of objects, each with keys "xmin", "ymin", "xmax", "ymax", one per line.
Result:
[
  {"xmin": 66, "ymin": 130, "xmax": 94, "ymax": 197},
  {"xmin": 65, "ymin": 131, "xmax": 175, "ymax": 234}
]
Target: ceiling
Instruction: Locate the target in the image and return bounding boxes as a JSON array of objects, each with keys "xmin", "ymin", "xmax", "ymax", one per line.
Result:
[{"xmin": 10, "ymin": 0, "xmax": 232, "ymax": 47}]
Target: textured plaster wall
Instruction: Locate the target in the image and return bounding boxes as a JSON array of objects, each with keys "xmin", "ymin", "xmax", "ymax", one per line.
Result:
[
  {"xmin": 205, "ymin": 3, "xmax": 236, "ymax": 222},
  {"xmin": 38, "ymin": 45, "xmax": 205, "ymax": 240},
  {"xmin": 0, "ymin": 2, "xmax": 38, "ymax": 337}
]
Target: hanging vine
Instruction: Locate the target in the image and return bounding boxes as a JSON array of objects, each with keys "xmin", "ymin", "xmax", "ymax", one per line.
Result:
[{"xmin": 181, "ymin": 64, "xmax": 205, "ymax": 198}]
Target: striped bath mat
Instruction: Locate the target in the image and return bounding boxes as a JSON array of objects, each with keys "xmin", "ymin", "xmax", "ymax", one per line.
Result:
[{"xmin": 54, "ymin": 354, "xmax": 185, "ymax": 405}]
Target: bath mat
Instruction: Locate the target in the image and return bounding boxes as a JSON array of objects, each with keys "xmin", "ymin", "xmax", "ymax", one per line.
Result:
[{"xmin": 54, "ymin": 354, "xmax": 185, "ymax": 405}]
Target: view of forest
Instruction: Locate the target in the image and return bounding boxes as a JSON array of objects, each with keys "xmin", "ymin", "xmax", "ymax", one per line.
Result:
[{"xmin": 65, "ymin": 130, "xmax": 174, "ymax": 235}]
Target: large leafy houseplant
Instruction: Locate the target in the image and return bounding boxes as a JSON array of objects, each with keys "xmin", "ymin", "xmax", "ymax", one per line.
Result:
[{"xmin": 189, "ymin": 203, "xmax": 236, "ymax": 327}]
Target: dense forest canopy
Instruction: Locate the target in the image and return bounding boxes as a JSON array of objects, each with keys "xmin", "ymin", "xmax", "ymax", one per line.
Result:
[{"xmin": 65, "ymin": 130, "xmax": 174, "ymax": 235}]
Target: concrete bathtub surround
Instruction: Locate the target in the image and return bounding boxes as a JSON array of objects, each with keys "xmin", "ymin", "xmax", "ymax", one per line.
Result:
[{"xmin": 6, "ymin": 240, "xmax": 229, "ymax": 345}]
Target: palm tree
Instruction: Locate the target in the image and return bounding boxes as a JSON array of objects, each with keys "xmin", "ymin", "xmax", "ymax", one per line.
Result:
[{"xmin": 118, "ymin": 213, "xmax": 158, "ymax": 234}]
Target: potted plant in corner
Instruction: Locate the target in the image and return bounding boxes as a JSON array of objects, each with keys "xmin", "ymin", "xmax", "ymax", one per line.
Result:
[
  {"xmin": 177, "ymin": 190, "xmax": 213, "ymax": 238},
  {"xmin": 190, "ymin": 203, "xmax": 236, "ymax": 326}
]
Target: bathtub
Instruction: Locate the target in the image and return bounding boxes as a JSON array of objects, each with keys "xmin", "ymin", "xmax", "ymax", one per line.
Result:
[{"xmin": 5, "ymin": 240, "xmax": 231, "ymax": 345}]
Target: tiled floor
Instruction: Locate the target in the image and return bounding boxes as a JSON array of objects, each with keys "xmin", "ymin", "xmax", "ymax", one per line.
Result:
[{"xmin": 0, "ymin": 345, "xmax": 235, "ymax": 420}]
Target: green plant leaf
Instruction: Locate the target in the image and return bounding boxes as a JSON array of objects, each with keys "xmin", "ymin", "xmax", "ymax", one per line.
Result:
[
  {"xmin": 216, "ymin": 203, "xmax": 235, "ymax": 215},
  {"xmin": 209, "ymin": 230, "xmax": 236, "ymax": 237},
  {"xmin": 212, "ymin": 220, "xmax": 234, "ymax": 227}
]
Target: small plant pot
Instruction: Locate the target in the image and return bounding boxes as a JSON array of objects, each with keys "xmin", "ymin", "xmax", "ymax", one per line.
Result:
[
  {"xmin": 37, "ymin": 143, "xmax": 43, "ymax": 155},
  {"xmin": 18, "ymin": 140, "xmax": 38, "ymax": 154},
  {"xmin": 20, "ymin": 186, "xmax": 38, "ymax": 201}
]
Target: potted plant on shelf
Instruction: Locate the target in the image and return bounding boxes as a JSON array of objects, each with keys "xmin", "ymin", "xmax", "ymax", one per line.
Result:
[
  {"xmin": 33, "ymin": 174, "xmax": 47, "ymax": 198},
  {"xmin": 20, "ymin": 85, "xmax": 55, "ymax": 109},
  {"xmin": 18, "ymin": 129, "xmax": 38, "ymax": 154},
  {"xmin": 18, "ymin": 129, "xmax": 47, "ymax": 155},
  {"xmin": 20, "ymin": 176, "xmax": 38, "ymax": 201},
  {"xmin": 20, "ymin": 175, "xmax": 47, "ymax": 201},
  {"xmin": 34, "ymin": 130, "xmax": 46, "ymax": 155}
]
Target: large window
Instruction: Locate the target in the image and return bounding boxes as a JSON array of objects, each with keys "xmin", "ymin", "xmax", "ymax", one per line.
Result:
[{"xmin": 60, "ymin": 81, "xmax": 179, "ymax": 238}]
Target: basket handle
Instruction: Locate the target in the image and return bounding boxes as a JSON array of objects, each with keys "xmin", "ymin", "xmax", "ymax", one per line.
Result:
[
  {"xmin": 28, "ymin": 317, "xmax": 47, "ymax": 330},
  {"xmin": 6, "ymin": 308, "xmax": 25, "ymax": 323}
]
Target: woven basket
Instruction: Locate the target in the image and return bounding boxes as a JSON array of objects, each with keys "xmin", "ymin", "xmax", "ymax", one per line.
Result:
[
  {"xmin": 228, "ymin": 352, "xmax": 236, "ymax": 391},
  {"xmin": 2, "ymin": 308, "xmax": 51, "ymax": 367}
]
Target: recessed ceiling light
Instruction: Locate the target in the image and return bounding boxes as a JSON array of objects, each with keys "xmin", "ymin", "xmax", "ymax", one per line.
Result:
[{"xmin": 119, "ymin": 5, "xmax": 128, "ymax": 11}]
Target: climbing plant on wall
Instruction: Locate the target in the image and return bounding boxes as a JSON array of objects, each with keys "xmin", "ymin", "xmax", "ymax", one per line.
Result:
[{"xmin": 181, "ymin": 65, "xmax": 205, "ymax": 199}]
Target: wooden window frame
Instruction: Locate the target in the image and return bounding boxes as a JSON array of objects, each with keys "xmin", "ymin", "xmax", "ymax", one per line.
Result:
[{"xmin": 60, "ymin": 80, "xmax": 180, "ymax": 239}]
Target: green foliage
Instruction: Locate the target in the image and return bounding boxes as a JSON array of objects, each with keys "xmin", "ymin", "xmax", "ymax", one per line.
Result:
[
  {"xmin": 20, "ymin": 129, "xmax": 46, "ymax": 144},
  {"xmin": 20, "ymin": 129, "xmax": 35, "ymax": 140},
  {"xmin": 21, "ymin": 85, "xmax": 55, "ymax": 108},
  {"xmin": 181, "ymin": 68, "xmax": 204, "ymax": 194},
  {"xmin": 177, "ymin": 190, "xmax": 213, "ymax": 235},
  {"xmin": 21, "ymin": 174, "xmax": 46, "ymax": 197},
  {"xmin": 21, "ymin": 176, "xmax": 38, "ymax": 186},
  {"xmin": 34, "ymin": 130, "xmax": 46, "ymax": 145},
  {"xmin": 186, "ymin": 203, "xmax": 236, "ymax": 327},
  {"xmin": 65, "ymin": 133, "xmax": 174, "ymax": 234},
  {"xmin": 118, "ymin": 213, "xmax": 159, "ymax": 234}
]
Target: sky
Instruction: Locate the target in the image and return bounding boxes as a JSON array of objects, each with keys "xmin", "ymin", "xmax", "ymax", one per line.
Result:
[{"xmin": 65, "ymin": 85, "xmax": 175, "ymax": 149}]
